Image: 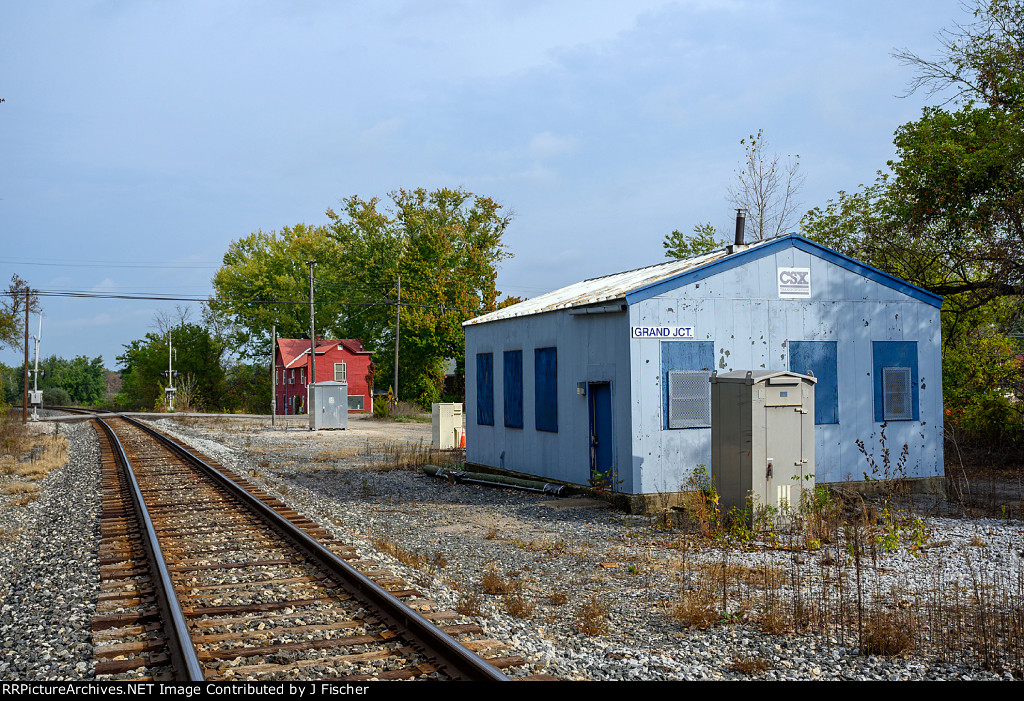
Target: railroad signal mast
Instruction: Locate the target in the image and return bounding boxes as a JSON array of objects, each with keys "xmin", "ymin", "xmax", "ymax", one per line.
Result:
[
  {"xmin": 162, "ymin": 331, "xmax": 177, "ymax": 412},
  {"xmin": 28, "ymin": 315, "xmax": 43, "ymax": 420}
]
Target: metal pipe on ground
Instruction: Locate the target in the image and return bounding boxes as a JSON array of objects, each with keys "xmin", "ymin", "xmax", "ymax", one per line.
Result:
[{"xmin": 423, "ymin": 465, "xmax": 567, "ymax": 496}]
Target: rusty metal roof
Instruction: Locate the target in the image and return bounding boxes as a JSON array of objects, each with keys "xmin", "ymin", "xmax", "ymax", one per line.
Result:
[{"xmin": 464, "ymin": 241, "xmax": 764, "ymax": 327}]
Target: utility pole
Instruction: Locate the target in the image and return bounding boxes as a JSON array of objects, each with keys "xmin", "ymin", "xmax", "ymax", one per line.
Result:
[
  {"xmin": 308, "ymin": 261, "xmax": 316, "ymax": 427},
  {"xmin": 394, "ymin": 276, "xmax": 400, "ymax": 404},
  {"xmin": 22, "ymin": 288, "xmax": 28, "ymax": 424},
  {"xmin": 271, "ymin": 324, "xmax": 276, "ymax": 427}
]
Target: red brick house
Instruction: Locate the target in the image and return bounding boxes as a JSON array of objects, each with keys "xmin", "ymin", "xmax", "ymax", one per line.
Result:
[{"xmin": 275, "ymin": 338, "xmax": 374, "ymax": 415}]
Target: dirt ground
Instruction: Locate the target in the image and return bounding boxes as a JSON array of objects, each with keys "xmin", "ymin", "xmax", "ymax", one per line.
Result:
[{"xmin": 160, "ymin": 413, "xmax": 1024, "ymax": 520}]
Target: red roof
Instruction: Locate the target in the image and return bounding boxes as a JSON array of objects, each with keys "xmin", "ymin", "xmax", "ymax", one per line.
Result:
[{"xmin": 277, "ymin": 338, "xmax": 371, "ymax": 368}]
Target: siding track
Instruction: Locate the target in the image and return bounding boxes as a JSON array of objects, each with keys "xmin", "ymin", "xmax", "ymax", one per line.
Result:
[{"xmin": 87, "ymin": 413, "xmax": 515, "ymax": 681}]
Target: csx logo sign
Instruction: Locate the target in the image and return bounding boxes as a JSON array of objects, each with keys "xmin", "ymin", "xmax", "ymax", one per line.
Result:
[
  {"xmin": 779, "ymin": 270, "xmax": 809, "ymax": 285},
  {"xmin": 777, "ymin": 267, "xmax": 811, "ymax": 298}
]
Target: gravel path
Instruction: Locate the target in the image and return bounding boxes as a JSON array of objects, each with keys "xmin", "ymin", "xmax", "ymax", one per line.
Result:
[
  {"xmin": 0, "ymin": 420, "xmax": 100, "ymax": 680},
  {"xmin": 1, "ymin": 413, "xmax": 1021, "ymax": 681}
]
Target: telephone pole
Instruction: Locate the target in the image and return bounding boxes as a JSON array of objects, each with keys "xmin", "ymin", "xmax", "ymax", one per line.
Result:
[
  {"xmin": 393, "ymin": 276, "xmax": 400, "ymax": 403},
  {"xmin": 308, "ymin": 261, "xmax": 316, "ymax": 421},
  {"xmin": 22, "ymin": 288, "xmax": 28, "ymax": 423},
  {"xmin": 271, "ymin": 324, "xmax": 276, "ymax": 427}
]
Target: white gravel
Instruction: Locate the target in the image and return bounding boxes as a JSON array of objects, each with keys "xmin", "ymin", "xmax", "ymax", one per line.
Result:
[
  {"xmin": 150, "ymin": 415, "xmax": 1023, "ymax": 681},
  {"xmin": 0, "ymin": 412, "xmax": 1021, "ymax": 681}
]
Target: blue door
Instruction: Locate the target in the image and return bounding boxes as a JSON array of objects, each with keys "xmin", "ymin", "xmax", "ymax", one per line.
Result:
[{"xmin": 588, "ymin": 382, "xmax": 613, "ymax": 477}]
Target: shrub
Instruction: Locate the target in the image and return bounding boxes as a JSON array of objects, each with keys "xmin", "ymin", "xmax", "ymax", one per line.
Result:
[
  {"xmin": 42, "ymin": 387, "xmax": 71, "ymax": 406},
  {"xmin": 943, "ymin": 335, "xmax": 1024, "ymax": 447}
]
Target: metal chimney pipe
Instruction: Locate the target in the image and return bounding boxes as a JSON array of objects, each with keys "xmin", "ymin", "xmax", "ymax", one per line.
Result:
[{"xmin": 734, "ymin": 209, "xmax": 746, "ymax": 246}]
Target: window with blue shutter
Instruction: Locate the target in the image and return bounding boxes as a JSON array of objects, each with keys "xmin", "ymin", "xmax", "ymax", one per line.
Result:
[
  {"xmin": 872, "ymin": 341, "xmax": 919, "ymax": 422},
  {"xmin": 789, "ymin": 340, "xmax": 839, "ymax": 425},
  {"xmin": 535, "ymin": 347, "xmax": 557, "ymax": 432},
  {"xmin": 661, "ymin": 341, "xmax": 714, "ymax": 430},
  {"xmin": 476, "ymin": 353, "xmax": 494, "ymax": 426},
  {"xmin": 504, "ymin": 350, "xmax": 523, "ymax": 429}
]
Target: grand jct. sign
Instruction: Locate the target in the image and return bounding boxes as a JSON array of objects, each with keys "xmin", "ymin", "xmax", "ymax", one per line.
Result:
[{"xmin": 631, "ymin": 326, "xmax": 695, "ymax": 339}]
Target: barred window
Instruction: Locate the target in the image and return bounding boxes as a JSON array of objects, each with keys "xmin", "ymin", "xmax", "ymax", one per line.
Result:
[
  {"xmin": 661, "ymin": 340, "xmax": 714, "ymax": 430},
  {"xmin": 872, "ymin": 341, "xmax": 918, "ymax": 422},
  {"xmin": 882, "ymin": 366, "xmax": 912, "ymax": 421},
  {"xmin": 667, "ymin": 370, "xmax": 711, "ymax": 428}
]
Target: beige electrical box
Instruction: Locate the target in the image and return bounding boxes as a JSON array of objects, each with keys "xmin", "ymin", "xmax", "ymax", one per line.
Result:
[
  {"xmin": 710, "ymin": 370, "xmax": 816, "ymax": 517},
  {"xmin": 432, "ymin": 403, "xmax": 464, "ymax": 449}
]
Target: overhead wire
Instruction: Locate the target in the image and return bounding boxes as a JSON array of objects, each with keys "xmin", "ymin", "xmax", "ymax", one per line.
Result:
[{"xmin": 28, "ymin": 288, "xmax": 491, "ymax": 315}]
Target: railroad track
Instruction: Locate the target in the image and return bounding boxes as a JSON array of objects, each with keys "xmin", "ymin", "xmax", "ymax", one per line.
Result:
[{"xmin": 87, "ymin": 413, "xmax": 521, "ymax": 681}]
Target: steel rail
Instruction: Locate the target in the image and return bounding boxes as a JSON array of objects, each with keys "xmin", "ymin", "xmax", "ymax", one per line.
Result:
[
  {"xmin": 120, "ymin": 414, "xmax": 510, "ymax": 682},
  {"xmin": 95, "ymin": 416, "xmax": 206, "ymax": 681}
]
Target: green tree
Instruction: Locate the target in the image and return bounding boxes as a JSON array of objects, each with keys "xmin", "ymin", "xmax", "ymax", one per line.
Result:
[
  {"xmin": 212, "ymin": 187, "xmax": 514, "ymax": 407},
  {"xmin": 40, "ymin": 355, "xmax": 106, "ymax": 404},
  {"xmin": 116, "ymin": 322, "xmax": 225, "ymax": 410},
  {"xmin": 327, "ymin": 187, "xmax": 513, "ymax": 406},
  {"xmin": 663, "ymin": 222, "xmax": 724, "ymax": 260},
  {"xmin": 222, "ymin": 362, "xmax": 272, "ymax": 414},
  {"xmin": 803, "ymin": 1, "xmax": 1024, "ymax": 340},
  {"xmin": 0, "ymin": 275, "xmax": 40, "ymax": 353},
  {"xmin": 209, "ymin": 224, "xmax": 345, "ymax": 358},
  {"xmin": 802, "ymin": 1, "xmax": 1024, "ymax": 446}
]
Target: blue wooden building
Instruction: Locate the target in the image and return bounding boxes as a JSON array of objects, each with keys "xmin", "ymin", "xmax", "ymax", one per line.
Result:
[{"xmin": 463, "ymin": 233, "xmax": 944, "ymax": 506}]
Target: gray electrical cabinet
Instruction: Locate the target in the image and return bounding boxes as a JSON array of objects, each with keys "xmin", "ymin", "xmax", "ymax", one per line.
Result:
[
  {"xmin": 309, "ymin": 381, "xmax": 349, "ymax": 430},
  {"xmin": 710, "ymin": 370, "xmax": 816, "ymax": 516}
]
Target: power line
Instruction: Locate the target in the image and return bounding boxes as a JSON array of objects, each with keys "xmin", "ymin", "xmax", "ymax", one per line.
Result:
[
  {"xmin": 0, "ymin": 258, "xmax": 222, "ymax": 269},
  {"xmin": 28, "ymin": 288, "xmax": 491, "ymax": 314}
]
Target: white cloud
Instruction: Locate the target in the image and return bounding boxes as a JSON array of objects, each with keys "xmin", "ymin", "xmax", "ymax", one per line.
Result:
[
  {"xmin": 528, "ymin": 131, "xmax": 576, "ymax": 160},
  {"xmin": 92, "ymin": 278, "xmax": 117, "ymax": 293}
]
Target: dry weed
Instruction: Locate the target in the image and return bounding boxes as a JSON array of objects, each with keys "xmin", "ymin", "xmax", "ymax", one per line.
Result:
[
  {"xmin": 730, "ymin": 654, "xmax": 772, "ymax": 675},
  {"xmin": 576, "ymin": 595, "xmax": 610, "ymax": 636},
  {"xmin": 1, "ymin": 481, "xmax": 41, "ymax": 495},
  {"xmin": 0, "ymin": 527, "xmax": 25, "ymax": 541},
  {"xmin": 548, "ymin": 590, "xmax": 568, "ymax": 606},
  {"xmin": 372, "ymin": 535, "xmax": 427, "ymax": 570},
  {"xmin": 456, "ymin": 590, "xmax": 484, "ymax": 616},
  {"xmin": 481, "ymin": 567, "xmax": 517, "ymax": 595},
  {"xmin": 861, "ymin": 612, "xmax": 915, "ymax": 657},
  {"xmin": 670, "ymin": 587, "xmax": 719, "ymax": 630},
  {"xmin": 502, "ymin": 591, "xmax": 535, "ymax": 618}
]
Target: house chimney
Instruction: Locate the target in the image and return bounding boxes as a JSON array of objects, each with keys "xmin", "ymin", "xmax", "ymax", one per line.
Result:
[{"xmin": 734, "ymin": 209, "xmax": 746, "ymax": 247}]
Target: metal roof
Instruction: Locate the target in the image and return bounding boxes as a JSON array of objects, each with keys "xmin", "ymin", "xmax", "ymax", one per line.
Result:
[
  {"xmin": 464, "ymin": 238, "xmax": 773, "ymax": 327},
  {"xmin": 464, "ymin": 233, "xmax": 943, "ymax": 328}
]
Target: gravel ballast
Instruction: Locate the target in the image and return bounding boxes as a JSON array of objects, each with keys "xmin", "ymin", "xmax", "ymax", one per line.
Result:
[
  {"xmin": 0, "ymin": 420, "xmax": 100, "ymax": 680},
  {"xmin": 1, "ymin": 413, "xmax": 1021, "ymax": 681}
]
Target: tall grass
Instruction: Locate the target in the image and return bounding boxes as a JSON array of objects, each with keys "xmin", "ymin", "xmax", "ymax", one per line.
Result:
[
  {"xmin": 0, "ymin": 410, "xmax": 70, "ymax": 506},
  {"xmin": 666, "ymin": 483, "xmax": 1024, "ymax": 676}
]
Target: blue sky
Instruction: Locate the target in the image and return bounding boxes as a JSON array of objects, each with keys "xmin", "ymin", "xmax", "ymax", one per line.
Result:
[{"xmin": 1, "ymin": 0, "xmax": 964, "ymax": 369}]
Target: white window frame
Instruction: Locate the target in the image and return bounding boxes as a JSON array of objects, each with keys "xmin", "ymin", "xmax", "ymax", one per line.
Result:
[{"xmin": 334, "ymin": 362, "xmax": 347, "ymax": 383}]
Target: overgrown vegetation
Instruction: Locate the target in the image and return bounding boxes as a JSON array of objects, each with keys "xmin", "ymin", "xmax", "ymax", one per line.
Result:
[
  {"xmin": 660, "ymin": 453, "xmax": 1024, "ymax": 677},
  {"xmin": 0, "ymin": 409, "xmax": 69, "ymax": 507}
]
